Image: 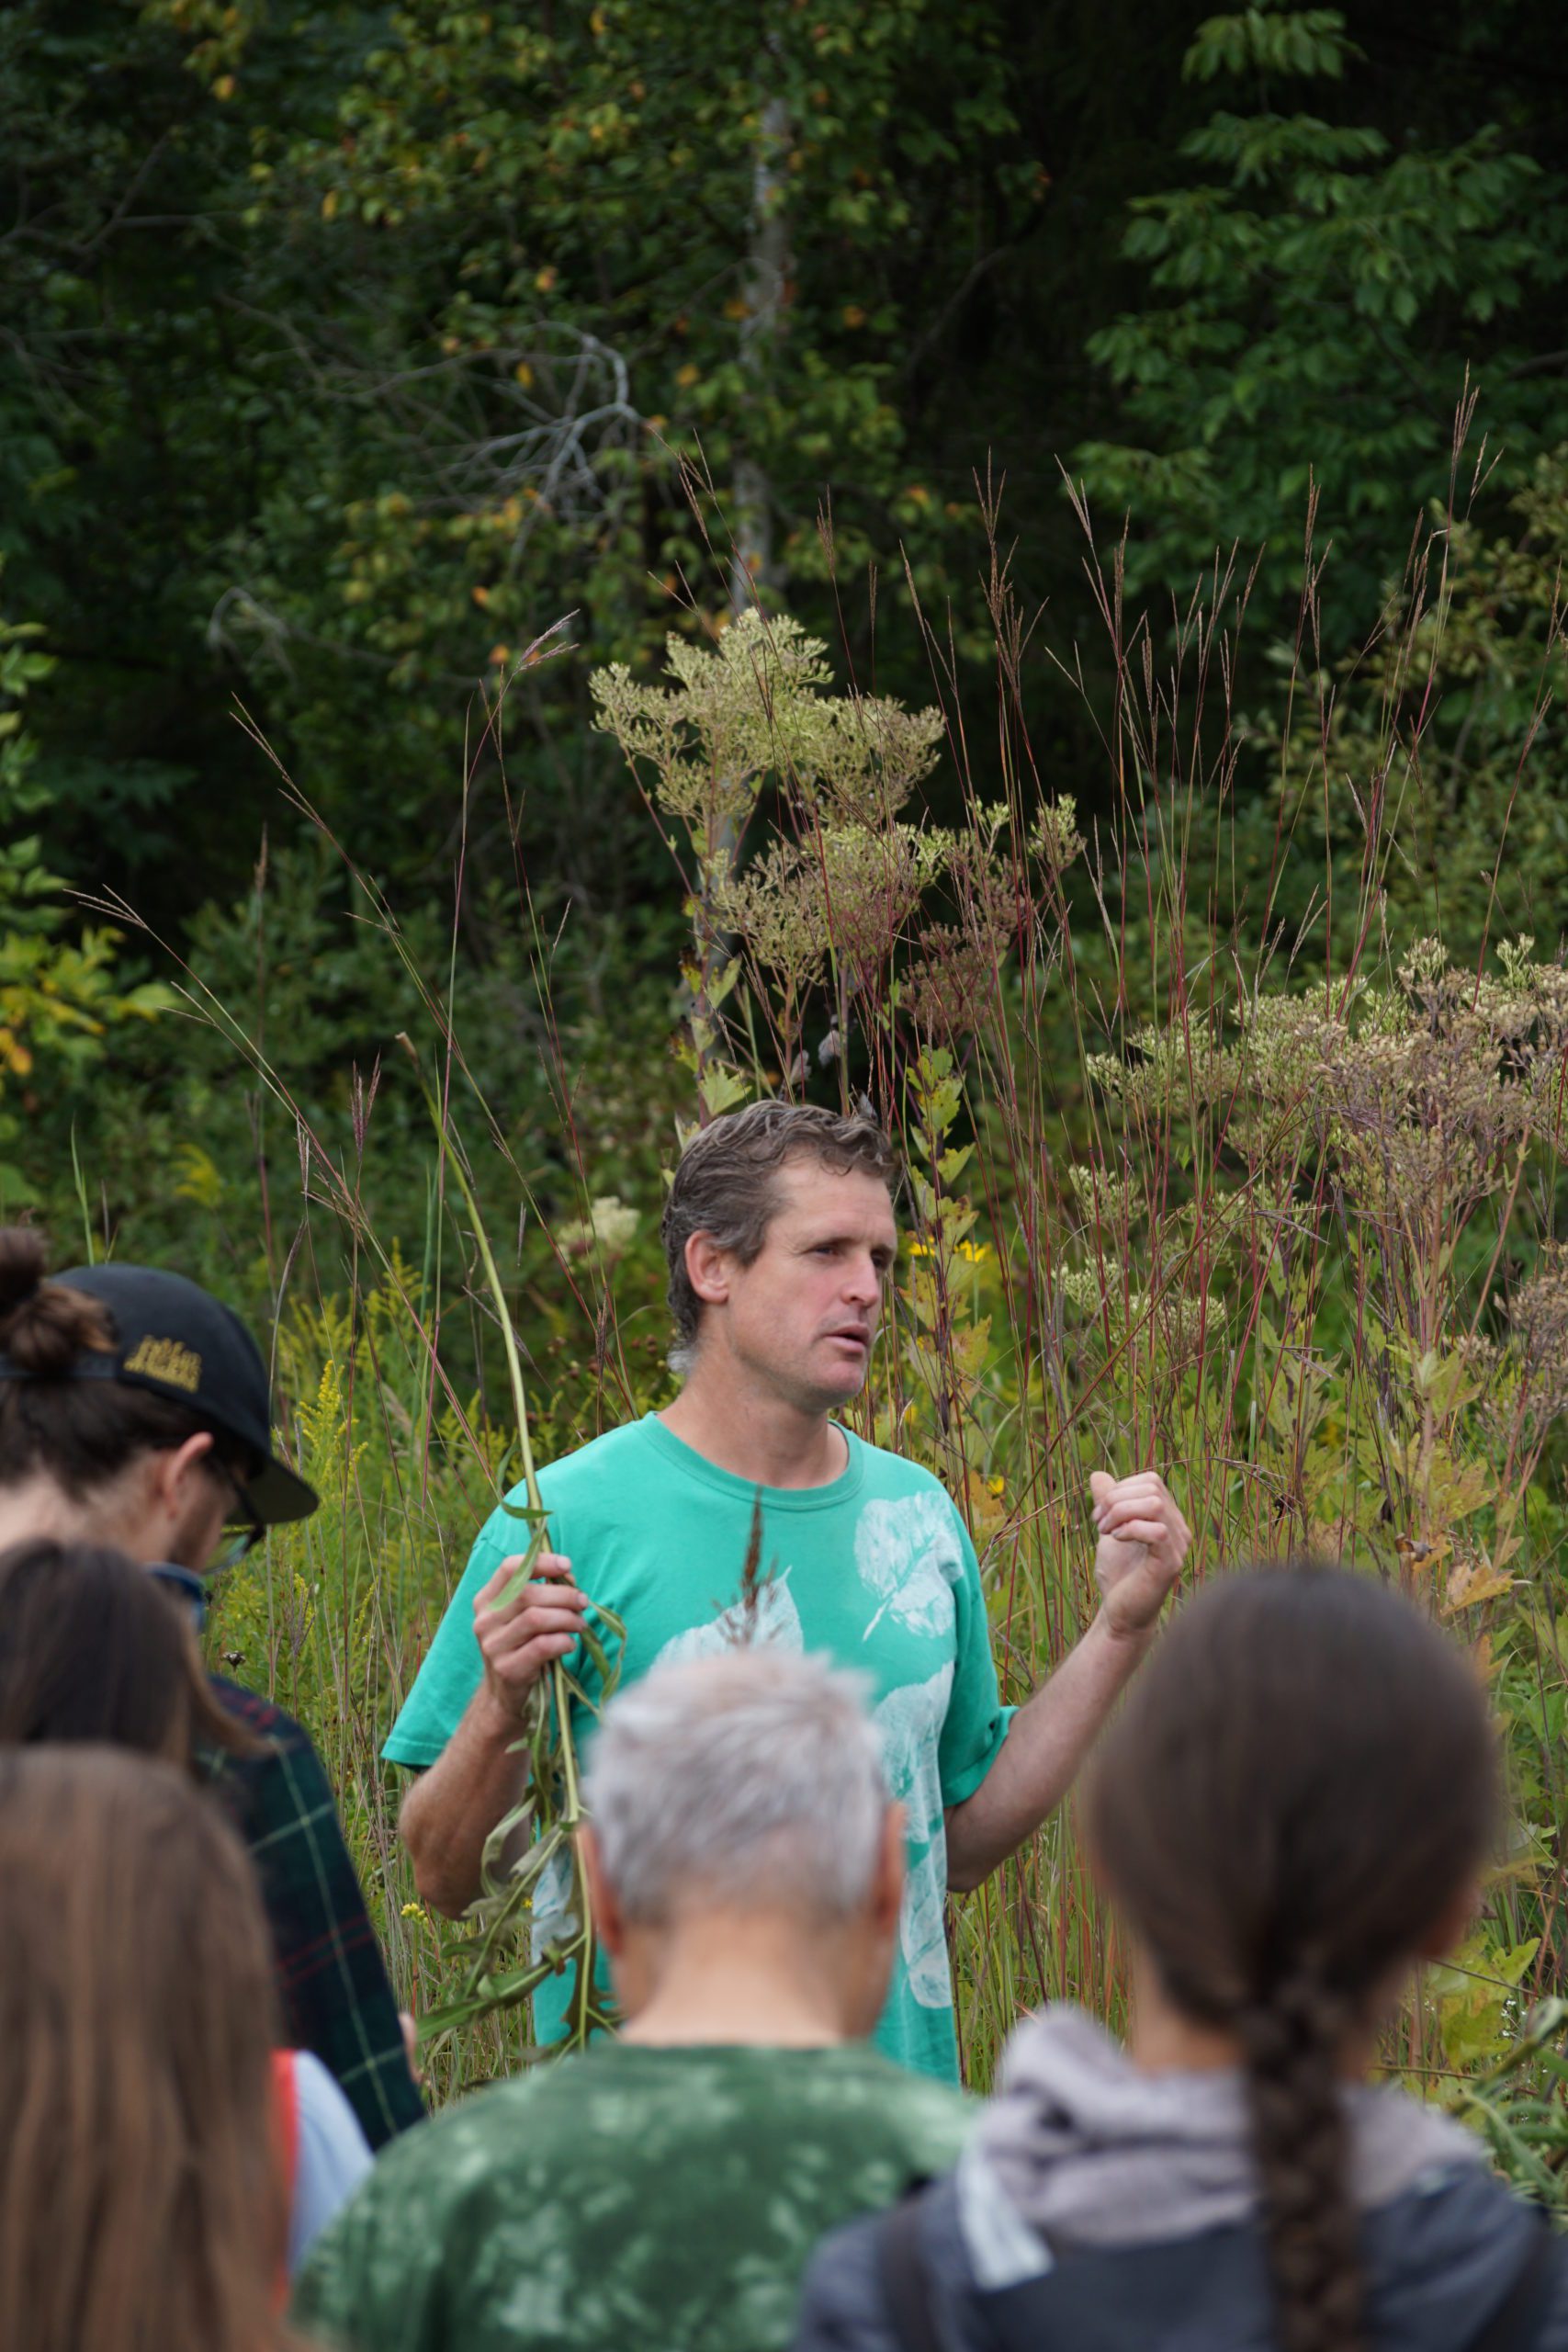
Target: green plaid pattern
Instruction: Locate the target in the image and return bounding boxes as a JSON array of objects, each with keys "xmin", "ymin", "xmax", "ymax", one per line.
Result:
[{"xmin": 209, "ymin": 1677, "xmax": 425, "ymax": 2150}]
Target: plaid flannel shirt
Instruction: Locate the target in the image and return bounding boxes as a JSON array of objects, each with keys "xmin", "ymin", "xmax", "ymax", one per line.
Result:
[{"xmin": 208, "ymin": 1676, "xmax": 425, "ymax": 2151}]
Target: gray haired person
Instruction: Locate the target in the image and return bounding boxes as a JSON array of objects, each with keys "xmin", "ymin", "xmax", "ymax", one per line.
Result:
[{"xmin": 295, "ymin": 1649, "xmax": 976, "ymax": 2352}]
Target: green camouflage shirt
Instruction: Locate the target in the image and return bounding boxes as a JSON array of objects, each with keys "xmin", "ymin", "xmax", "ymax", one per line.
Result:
[{"xmin": 292, "ymin": 2039, "xmax": 973, "ymax": 2352}]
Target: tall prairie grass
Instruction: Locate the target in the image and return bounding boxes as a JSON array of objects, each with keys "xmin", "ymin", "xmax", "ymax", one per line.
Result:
[{"xmin": 128, "ymin": 449, "xmax": 1568, "ymax": 2186}]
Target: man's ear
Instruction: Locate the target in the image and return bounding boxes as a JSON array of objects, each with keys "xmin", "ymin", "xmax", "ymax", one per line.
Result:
[
  {"xmin": 145, "ymin": 1430, "xmax": 216, "ymax": 1520},
  {"xmin": 579, "ymin": 1825, "xmax": 626, "ymax": 1959},
  {"xmin": 683, "ymin": 1229, "xmax": 733, "ymax": 1310},
  {"xmin": 870, "ymin": 1804, "xmax": 906, "ymax": 1939}
]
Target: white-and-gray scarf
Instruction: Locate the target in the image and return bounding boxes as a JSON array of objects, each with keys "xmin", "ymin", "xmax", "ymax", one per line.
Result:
[{"xmin": 959, "ymin": 2005, "xmax": 1483, "ymax": 2290}]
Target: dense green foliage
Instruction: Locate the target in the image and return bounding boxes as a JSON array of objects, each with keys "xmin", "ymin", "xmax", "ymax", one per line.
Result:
[
  {"xmin": 194, "ymin": 587, "xmax": 1568, "ymax": 2170},
  {"xmin": 5, "ymin": 3, "xmax": 1565, "ymax": 963},
  {"xmin": 7, "ymin": 0, "xmax": 1568, "ymax": 2158},
  {"xmin": 1074, "ymin": 7, "xmax": 1568, "ymax": 628}
]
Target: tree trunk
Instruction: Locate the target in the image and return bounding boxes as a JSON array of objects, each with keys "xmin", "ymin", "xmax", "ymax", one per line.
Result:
[{"xmin": 728, "ymin": 77, "xmax": 791, "ymax": 616}]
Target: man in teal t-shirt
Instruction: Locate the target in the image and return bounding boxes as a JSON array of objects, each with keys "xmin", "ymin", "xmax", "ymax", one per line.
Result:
[{"xmin": 395, "ymin": 1102, "xmax": 1190, "ymax": 2081}]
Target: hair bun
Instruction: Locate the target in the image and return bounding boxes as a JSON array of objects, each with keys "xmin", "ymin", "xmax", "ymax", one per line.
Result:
[{"xmin": 0, "ymin": 1228, "xmax": 114, "ymax": 1376}]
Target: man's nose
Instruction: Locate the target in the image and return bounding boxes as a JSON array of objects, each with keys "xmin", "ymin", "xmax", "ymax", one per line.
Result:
[{"xmin": 843, "ymin": 1255, "xmax": 881, "ymax": 1305}]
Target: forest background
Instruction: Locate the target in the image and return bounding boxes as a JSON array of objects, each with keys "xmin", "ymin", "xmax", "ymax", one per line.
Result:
[{"xmin": 7, "ymin": 0, "xmax": 1568, "ymax": 2159}]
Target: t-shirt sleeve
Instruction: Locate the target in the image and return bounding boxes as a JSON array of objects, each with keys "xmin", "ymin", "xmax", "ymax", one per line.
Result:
[
  {"xmin": 286, "ymin": 2050, "xmax": 375, "ymax": 2278},
  {"xmin": 383, "ymin": 1499, "xmax": 525, "ymax": 1769},
  {"xmin": 937, "ymin": 1504, "xmax": 1013, "ymax": 1809}
]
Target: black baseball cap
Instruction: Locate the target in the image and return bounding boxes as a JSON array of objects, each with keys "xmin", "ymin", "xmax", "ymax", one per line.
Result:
[{"xmin": 33, "ymin": 1263, "xmax": 317, "ymax": 1527}]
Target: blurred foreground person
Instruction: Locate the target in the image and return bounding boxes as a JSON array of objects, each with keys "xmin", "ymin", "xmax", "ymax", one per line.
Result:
[
  {"xmin": 795, "ymin": 1566, "xmax": 1567, "ymax": 2352},
  {"xmin": 0, "ymin": 1745, "xmax": 325, "ymax": 2352},
  {"xmin": 0, "ymin": 1227, "xmax": 423, "ymax": 2145},
  {"xmin": 296, "ymin": 1650, "xmax": 974, "ymax": 2352},
  {"xmin": 0, "ymin": 1534, "xmax": 374, "ymax": 2275},
  {"xmin": 0, "ymin": 1530, "xmax": 251, "ymax": 1760}
]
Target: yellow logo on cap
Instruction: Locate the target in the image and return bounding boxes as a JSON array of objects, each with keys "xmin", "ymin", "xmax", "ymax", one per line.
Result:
[{"xmin": 123, "ymin": 1337, "xmax": 203, "ymax": 1393}]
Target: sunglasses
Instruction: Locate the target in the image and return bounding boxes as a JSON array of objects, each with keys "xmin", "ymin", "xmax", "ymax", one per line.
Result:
[{"xmin": 149, "ymin": 1458, "xmax": 265, "ymax": 1634}]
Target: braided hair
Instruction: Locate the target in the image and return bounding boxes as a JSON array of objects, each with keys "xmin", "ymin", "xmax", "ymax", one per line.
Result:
[{"xmin": 1087, "ymin": 1566, "xmax": 1495, "ymax": 2352}]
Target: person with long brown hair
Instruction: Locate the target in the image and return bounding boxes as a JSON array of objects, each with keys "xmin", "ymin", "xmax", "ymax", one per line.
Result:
[
  {"xmin": 794, "ymin": 1566, "xmax": 1568, "ymax": 2352},
  {"xmin": 0, "ymin": 1744, "xmax": 320, "ymax": 2352},
  {"xmin": 0, "ymin": 1532, "xmax": 251, "ymax": 1759},
  {"xmin": 0, "ymin": 1537, "xmax": 376, "ymax": 2280}
]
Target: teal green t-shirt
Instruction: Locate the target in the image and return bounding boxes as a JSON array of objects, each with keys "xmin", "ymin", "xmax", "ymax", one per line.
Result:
[{"xmin": 386, "ymin": 1416, "xmax": 1012, "ymax": 2082}]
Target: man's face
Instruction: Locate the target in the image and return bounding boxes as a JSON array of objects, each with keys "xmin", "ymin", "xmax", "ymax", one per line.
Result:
[{"xmin": 705, "ymin": 1157, "xmax": 897, "ymax": 1413}]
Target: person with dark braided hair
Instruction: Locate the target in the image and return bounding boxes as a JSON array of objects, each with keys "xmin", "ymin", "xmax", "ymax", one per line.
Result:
[{"xmin": 794, "ymin": 1566, "xmax": 1568, "ymax": 2352}]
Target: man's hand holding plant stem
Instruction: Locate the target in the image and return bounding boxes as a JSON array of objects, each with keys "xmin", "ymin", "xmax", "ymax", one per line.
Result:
[
  {"xmin": 474, "ymin": 1549, "xmax": 589, "ymax": 1723},
  {"xmin": 400, "ymin": 1550, "xmax": 590, "ymax": 1917}
]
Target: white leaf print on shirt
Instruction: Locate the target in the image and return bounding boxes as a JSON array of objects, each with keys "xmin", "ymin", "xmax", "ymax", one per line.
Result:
[
  {"xmin": 649, "ymin": 1566, "xmax": 805, "ymax": 1668},
  {"xmin": 529, "ymin": 1841, "xmax": 579, "ymax": 1963},
  {"xmin": 874, "ymin": 1663, "xmax": 955, "ymax": 2008},
  {"xmin": 856, "ymin": 1493, "xmax": 964, "ymax": 1642}
]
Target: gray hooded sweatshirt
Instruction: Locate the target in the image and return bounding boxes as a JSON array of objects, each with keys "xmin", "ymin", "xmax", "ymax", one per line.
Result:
[{"xmin": 792, "ymin": 2007, "xmax": 1568, "ymax": 2352}]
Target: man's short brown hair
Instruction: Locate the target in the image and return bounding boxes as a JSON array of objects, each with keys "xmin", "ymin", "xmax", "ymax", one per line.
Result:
[{"xmin": 660, "ymin": 1102, "xmax": 897, "ymax": 1367}]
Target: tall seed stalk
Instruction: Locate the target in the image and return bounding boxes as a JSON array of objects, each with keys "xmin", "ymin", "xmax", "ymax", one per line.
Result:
[{"xmin": 401, "ymin": 1036, "xmax": 626, "ymax": 2050}]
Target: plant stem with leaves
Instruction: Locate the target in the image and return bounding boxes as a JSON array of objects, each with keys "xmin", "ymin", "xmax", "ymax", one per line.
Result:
[{"xmin": 400, "ymin": 1038, "xmax": 625, "ymax": 2052}]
